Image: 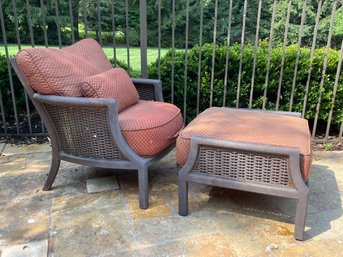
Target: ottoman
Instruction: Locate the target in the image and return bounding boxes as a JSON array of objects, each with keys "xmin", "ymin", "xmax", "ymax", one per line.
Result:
[{"xmin": 176, "ymin": 107, "xmax": 312, "ymax": 240}]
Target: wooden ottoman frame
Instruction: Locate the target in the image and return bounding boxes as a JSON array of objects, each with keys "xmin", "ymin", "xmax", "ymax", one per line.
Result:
[{"xmin": 178, "ymin": 113, "xmax": 310, "ymax": 241}]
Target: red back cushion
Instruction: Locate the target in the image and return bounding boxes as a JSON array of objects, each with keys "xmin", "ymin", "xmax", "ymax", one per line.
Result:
[
  {"xmin": 81, "ymin": 68, "xmax": 139, "ymax": 112},
  {"xmin": 16, "ymin": 38, "xmax": 112, "ymax": 96}
]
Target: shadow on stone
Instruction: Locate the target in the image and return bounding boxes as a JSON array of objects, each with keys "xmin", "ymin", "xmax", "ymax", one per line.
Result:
[
  {"xmin": 304, "ymin": 164, "xmax": 342, "ymax": 239},
  {"xmin": 192, "ymin": 163, "xmax": 342, "ymax": 240}
]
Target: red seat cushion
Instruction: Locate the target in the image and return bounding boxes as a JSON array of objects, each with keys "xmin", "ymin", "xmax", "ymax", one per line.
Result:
[
  {"xmin": 176, "ymin": 107, "xmax": 312, "ymax": 181},
  {"xmin": 81, "ymin": 68, "xmax": 139, "ymax": 112},
  {"xmin": 16, "ymin": 38, "xmax": 112, "ymax": 96},
  {"xmin": 119, "ymin": 101, "xmax": 184, "ymax": 157}
]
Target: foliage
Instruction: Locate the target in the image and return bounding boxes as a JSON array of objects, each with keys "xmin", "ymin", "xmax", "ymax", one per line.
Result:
[
  {"xmin": 108, "ymin": 57, "xmax": 140, "ymax": 77},
  {"xmin": 146, "ymin": 0, "xmax": 343, "ymax": 49},
  {"xmin": 148, "ymin": 43, "xmax": 343, "ymax": 127},
  {"xmin": 0, "ymin": 54, "xmax": 26, "ymax": 116},
  {"xmin": 1, "ymin": 1, "xmax": 342, "ymax": 48},
  {"xmin": 2, "ymin": 0, "xmax": 79, "ymax": 45}
]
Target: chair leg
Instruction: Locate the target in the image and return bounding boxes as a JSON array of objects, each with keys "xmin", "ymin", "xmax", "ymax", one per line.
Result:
[
  {"xmin": 43, "ymin": 155, "xmax": 60, "ymax": 191},
  {"xmin": 294, "ymin": 191, "xmax": 309, "ymax": 240},
  {"xmin": 138, "ymin": 167, "xmax": 149, "ymax": 210},
  {"xmin": 178, "ymin": 180, "xmax": 189, "ymax": 216}
]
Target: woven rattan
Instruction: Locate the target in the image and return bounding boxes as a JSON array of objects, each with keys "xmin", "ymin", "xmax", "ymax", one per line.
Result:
[
  {"xmin": 45, "ymin": 104, "xmax": 123, "ymax": 160},
  {"xmin": 194, "ymin": 146, "xmax": 291, "ymax": 187},
  {"xmin": 178, "ymin": 110, "xmax": 312, "ymax": 241},
  {"xmin": 135, "ymin": 84, "xmax": 156, "ymax": 101},
  {"xmin": 11, "ymin": 57, "xmax": 175, "ymax": 210}
]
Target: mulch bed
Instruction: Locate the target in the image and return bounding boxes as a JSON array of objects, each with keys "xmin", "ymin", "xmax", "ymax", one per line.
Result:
[
  {"xmin": 313, "ymin": 136, "xmax": 343, "ymax": 151},
  {"xmin": 1, "ymin": 136, "xmax": 48, "ymax": 145},
  {"xmin": 1, "ymin": 113, "xmax": 49, "ymax": 145}
]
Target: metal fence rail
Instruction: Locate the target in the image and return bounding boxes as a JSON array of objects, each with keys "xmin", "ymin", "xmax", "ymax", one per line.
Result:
[{"xmin": 0, "ymin": 0, "xmax": 342, "ymax": 140}]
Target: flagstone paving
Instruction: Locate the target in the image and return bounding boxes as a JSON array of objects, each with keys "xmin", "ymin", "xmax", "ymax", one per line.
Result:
[{"xmin": 0, "ymin": 143, "xmax": 342, "ymax": 256}]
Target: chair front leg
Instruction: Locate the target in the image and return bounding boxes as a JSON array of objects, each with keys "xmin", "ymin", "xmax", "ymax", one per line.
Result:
[
  {"xmin": 138, "ymin": 166, "xmax": 149, "ymax": 209},
  {"xmin": 43, "ymin": 154, "xmax": 61, "ymax": 191}
]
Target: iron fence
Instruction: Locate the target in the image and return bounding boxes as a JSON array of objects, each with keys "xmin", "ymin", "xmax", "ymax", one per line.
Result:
[{"xmin": 0, "ymin": 0, "xmax": 342, "ymax": 140}]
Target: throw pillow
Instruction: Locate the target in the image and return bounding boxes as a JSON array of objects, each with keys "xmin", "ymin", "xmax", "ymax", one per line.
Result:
[{"xmin": 81, "ymin": 68, "xmax": 139, "ymax": 112}]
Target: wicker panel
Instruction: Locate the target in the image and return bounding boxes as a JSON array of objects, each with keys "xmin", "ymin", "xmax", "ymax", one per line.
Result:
[
  {"xmin": 193, "ymin": 146, "xmax": 292, "ymax": 188},
  {"xmin": 135, "ymin": 84, "xmax": 156, "ymax": 101},
  {"xmin": 45, "ymin": 104, "xmax": 124, "ymax": 159}
]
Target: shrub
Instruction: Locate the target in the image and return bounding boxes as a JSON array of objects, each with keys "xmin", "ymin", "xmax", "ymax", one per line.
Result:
[
  {"xmin": 0, "ymin": 54, "xmax": 26, "ymax": 116},
  {"xmin": 99, "ymin": 31, "xmax": 126, "ymax": 45},
  {"xmin": 108, "ymin": 58, "xmax": 140, "ymax": 78},
  {"xmin": 148, "ymin": 42, "xmax": 343, "ymax": 129}
]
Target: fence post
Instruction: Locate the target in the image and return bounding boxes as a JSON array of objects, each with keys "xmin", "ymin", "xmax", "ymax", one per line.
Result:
[{"xmin": 140, "ymin": 0, "xmax": 148, "ymax": 78}]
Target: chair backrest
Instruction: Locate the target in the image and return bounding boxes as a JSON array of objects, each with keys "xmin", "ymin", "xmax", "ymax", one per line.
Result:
[
  {"xmin": 16, "ymin": 38, "xmax": 112, "ymax": 97},
  {"xmin": 10, "ymin": 40, "xmax": 126, "ymax": 160},
  {"xmin": 12, "ymin": 57, "xmax": 125, "ymax": 160}
]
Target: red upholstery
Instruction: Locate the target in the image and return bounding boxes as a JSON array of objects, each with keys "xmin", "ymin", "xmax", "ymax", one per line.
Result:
[
  {"xmin": 16, "ymin": 38, "xmax": 112, "ymax": 96},
  {"xmin": 81, "ymin": 68, "xmax": 139, "ymax": 112},
  {"xmin": 176, "ymin": 107, "xmax": 312, "ymax": 181},
  {"xmin": 119, "ymin": 101, "xmax": 184, "ymax": 157}
]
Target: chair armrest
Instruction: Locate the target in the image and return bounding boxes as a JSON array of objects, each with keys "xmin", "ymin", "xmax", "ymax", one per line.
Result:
[
  {"xmin": 131, "ymin": 78, "xmax": 164, "ymax": 102},
  {"xmin": 33, "ymin": 94, "xmax": 118, "ymax": 110},
  {"xmin": 33, "ymin": 94, "xmax": 120, "ymax": 151},
  {"xmin": 33, "ymin": 93, "xmax": 144, "ymax": 162}
]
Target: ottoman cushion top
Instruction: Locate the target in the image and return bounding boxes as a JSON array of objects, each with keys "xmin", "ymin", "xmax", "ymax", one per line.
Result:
[{"xmin": 176, "ymin": 107, "xmax": 312, "ymax": 181}]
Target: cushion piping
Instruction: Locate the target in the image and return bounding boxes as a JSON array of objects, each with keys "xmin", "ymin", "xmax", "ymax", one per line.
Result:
[
  {"xmin": 120, "ymin": 108, "xmax": 181, "ymax": 131},
  {"xmin": 18, "ymin": 50, "xmax": 62, "ymax": 96},
  {"xmin": 178, "ymin": 134, "xmax": 312, "ymax": 157},
  {"xmin": 80, "ymin": 81, "xmax": 101, "ymax": 97}
]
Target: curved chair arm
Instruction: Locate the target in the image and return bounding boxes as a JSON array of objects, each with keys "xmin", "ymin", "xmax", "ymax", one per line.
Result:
[
  {"xmin": 33, "ymin": 94, "xmax": 142, "ymax": 164},
  {"xmin": 131, "ymin": 78, "xmax": 163, "ymax": 102},
  {"xmin": 33, "ymin": 94, "xmax": 118, "ymax": 109}
]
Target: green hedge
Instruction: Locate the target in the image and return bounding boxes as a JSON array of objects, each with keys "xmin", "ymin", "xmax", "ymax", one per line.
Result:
[
  {"xmin": 1, "ymin": 42, "xmax": 342, "ymax": 133},
  {"xmin": 148, "ymin": 42, "xmax": 343, "ymax": 127},
  {"xmin": 0, "ymin": 54, "xmax": 25, "ymax": 115}
]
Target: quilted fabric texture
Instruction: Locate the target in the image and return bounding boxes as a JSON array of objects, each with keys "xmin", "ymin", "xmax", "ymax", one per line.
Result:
[
  {"xmin": 16, "ymin": 38, "xmax": 112, "ymax": 96},
  {"xmin": 81, "ymin": 68, "xmax": 139, "ymax": 112},
  {"xmin": 176, "ymin": 107, "xmax": 313, "ymax": 181},
  {"xmin": 119, "ymin": 101, "xmax": 184, "ymax": 157}
]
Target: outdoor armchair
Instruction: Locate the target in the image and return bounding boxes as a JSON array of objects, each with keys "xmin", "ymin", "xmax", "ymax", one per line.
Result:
[{"xmin": 11, "ymin": 39, "xmax": 184, "ymax": 209}]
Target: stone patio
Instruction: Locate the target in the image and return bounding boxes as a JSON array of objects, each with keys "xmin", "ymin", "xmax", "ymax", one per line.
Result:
[{"xmin": 0, "ymin": 143, "xmax": 342, "ymax": 257}]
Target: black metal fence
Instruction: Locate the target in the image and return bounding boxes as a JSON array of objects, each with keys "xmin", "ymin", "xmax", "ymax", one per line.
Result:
[{"xmin": 0, "ymin": 0, "xmax": 342, "ymax": 140}]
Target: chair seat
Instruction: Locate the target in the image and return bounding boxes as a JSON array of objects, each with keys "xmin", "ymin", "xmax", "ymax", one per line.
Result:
[
  {"xmin": 119, "ymin": 101, "xmax": 184, "ymax": 157},
  {"xmin": 176, "ymin": 107, "xmax": 313, "ymax": 181}
]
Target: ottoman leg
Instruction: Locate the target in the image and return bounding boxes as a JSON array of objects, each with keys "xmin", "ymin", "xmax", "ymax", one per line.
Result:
[
  {"xmin": 294, "ymin": 191, "xmax": 309, "ymax": 240},
  {"xmin": 178, "ymin": 180, "xmax": 189, "ymax": 216}
]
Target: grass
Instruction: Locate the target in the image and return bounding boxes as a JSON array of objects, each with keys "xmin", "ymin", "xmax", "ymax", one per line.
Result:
[{"xmin": 0, "ymin": 44, "xmax": 170, "ymax": 74}]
